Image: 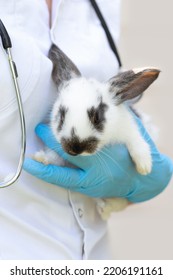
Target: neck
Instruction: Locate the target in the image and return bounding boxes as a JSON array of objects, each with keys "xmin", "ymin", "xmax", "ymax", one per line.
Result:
[{"xmin": 46, "ymin": 0, "xmax": 52, "ymax": 26}]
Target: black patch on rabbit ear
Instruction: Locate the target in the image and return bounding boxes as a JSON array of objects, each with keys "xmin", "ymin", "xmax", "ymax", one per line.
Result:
[
  {"xmin": 49, "ymin": 44, "xmax": 81, "ymax": 88},
  {"xmin": 108, "ymin": 68, "xmax": 160, "ymax": 105}
]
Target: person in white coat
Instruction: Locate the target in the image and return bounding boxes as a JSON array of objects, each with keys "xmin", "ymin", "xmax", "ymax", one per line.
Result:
[{"xmin": 0, "ymin": 0, "xmax": 172, "ymax": 260}]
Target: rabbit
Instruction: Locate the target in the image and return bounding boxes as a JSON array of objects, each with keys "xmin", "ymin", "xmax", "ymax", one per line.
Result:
[{"xmin": 34, "ymin": 44, "xmax": 160, "ymax": 220}]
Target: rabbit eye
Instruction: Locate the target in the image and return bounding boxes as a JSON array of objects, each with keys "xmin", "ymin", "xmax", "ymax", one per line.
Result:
[
  {"xmin": 57, "ymin": 105, "xmax": 68, "ymax": 132},
  {"xmin": 87, "ymin": 102, "xmax": 108, "ymax": 132},
  {"xmin": 90, "ymin": 110, "xmax": 100, "ymax": 125}
]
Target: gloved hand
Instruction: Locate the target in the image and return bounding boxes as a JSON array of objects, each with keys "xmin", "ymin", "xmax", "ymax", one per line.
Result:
[{"xmin": 23, "ymin": 117, "xmax": 173, "ymax": 203}]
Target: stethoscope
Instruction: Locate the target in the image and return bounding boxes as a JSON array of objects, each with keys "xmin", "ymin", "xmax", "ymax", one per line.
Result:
[{"xmin": 0, "ymin": 19, "xmax": 26, "ymax": 188}]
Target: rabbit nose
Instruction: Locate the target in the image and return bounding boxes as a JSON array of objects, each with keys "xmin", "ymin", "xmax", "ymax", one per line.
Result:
[
  {"xmin": 61, "ymin": 132, "xmax": 99, "ymax": 156},
  {"xmin": 62, "ymin": 140, "xmax": 86, "ymax": 156},
  {"xmin": 67, "ymin": 144, "xmax": 84, "ymax": 156}
]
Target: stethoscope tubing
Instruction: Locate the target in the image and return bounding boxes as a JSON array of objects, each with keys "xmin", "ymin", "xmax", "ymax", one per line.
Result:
[{"xmin": 0, "ymin": 19, "xmax": 26, "ymax": 188}]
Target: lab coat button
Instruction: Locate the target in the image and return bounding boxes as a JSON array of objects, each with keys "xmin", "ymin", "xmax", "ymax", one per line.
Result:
[{"xmin": 78, "ymin": 208, "xmax": 83, "ymax": 218}]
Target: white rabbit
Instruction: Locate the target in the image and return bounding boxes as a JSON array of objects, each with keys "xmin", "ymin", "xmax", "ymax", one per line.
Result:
[{"xmin": 34, "ymin": 44, "xmax": 160, "ymax": 220}]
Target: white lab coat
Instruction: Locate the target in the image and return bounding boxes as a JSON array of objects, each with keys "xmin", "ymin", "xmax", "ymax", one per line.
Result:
[{"xmin": 0, "ymin": 0, "xmax": 120, "ymax": 259}]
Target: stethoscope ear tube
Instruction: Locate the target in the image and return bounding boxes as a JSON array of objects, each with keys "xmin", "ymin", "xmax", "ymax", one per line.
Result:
[
  {"xmin": 0, "ymin": 19, "xmax": 26, "ymax": 188},
  {"xmin": 0, "ymin": 19, "xmax": 12, "ymax": 49}
]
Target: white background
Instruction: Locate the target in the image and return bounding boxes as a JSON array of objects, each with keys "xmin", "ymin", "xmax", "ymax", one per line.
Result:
[{"xmin": 108, "ymin": 0, "xmax": 173, "ymax": 259}]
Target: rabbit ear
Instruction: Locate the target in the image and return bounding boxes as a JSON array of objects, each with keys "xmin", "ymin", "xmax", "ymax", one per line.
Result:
[
  {"xmin": 49, "ymin": 44, "xmax": 81, "ymax": 87},
  {"xmin": 108, "ymin": 68, "xmax": 160, "ymax": 105}
]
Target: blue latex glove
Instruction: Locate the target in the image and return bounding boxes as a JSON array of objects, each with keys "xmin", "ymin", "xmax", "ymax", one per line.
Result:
[{"xmin": 23, "ymin": 118, "xmax": 173, "ymax": 203}]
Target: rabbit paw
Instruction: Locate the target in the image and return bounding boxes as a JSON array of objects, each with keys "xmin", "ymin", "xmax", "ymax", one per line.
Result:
[
  {"xmin": 33, "ymin": 149, "xmax": 69, "ymax": 167},
  {"xmin": 135, "ymin": 156, "xmax": 152, "ymax": 175},
  {"xmin": 129, "ymin": 139, "xmax": 152, "ymax": 175},
  {"xmin": 134, "ymin": 146, "xmax": 152, "ymax": 175},
  {"xmin": 96, "ymin": 198, "xmax": 129, "ymax": 220},
  {"xmin": 32, "ymin": 150, "xmax": 50, "ymax": 165}
]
